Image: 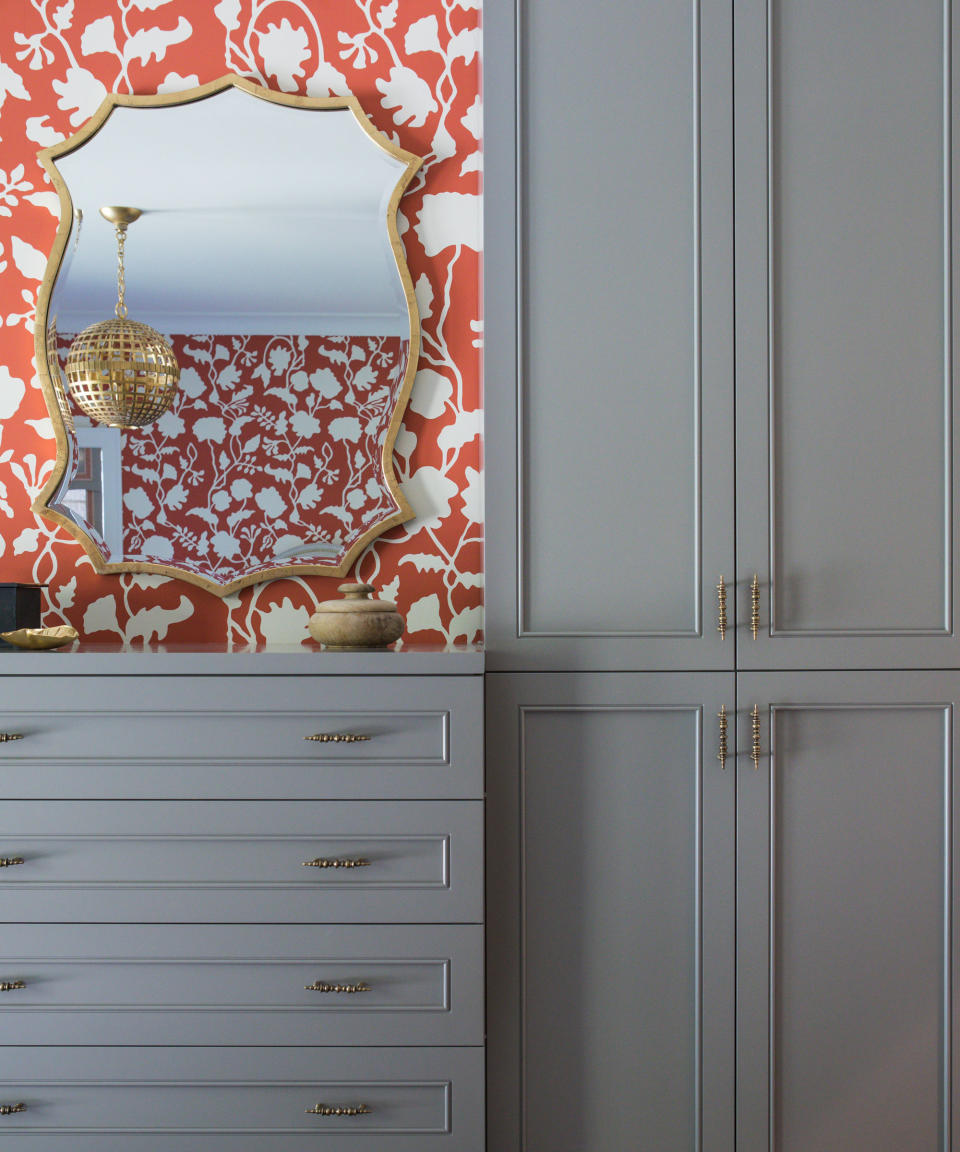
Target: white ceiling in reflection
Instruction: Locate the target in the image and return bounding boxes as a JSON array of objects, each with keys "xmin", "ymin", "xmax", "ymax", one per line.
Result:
[{"xmin": 53, "ymin": 87, "xmax": 412, "ymax": 336}]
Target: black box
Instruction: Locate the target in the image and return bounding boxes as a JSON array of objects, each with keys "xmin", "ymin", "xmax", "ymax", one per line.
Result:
[{"xmin": 0, "ymin": 584, "xmax": 44, "ymax": 648}]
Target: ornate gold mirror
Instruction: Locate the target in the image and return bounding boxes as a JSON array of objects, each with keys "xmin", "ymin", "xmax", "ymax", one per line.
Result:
[{"xmin": 33, "ymin": 75, "xmax": 421, "ymax": 596}]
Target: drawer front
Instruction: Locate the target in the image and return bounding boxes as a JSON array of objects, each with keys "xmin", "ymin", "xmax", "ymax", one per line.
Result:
[
  {"xmin": 0, "ymin": 925, "xmax": 483, "ymax": 1046},
  {"xmin": 0, "ymin": 1046, "xmax": 483, "ymax": 1151},
  {"xmin": 0, "ymin": 676, "xmax": 483, "ymax": 799},
  {"xmin": 0, "ymin": 802, "xmax": 482, "ymax": 923}
]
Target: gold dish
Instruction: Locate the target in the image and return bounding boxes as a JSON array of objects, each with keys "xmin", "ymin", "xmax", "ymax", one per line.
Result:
[{"xmin": 0, "ymin": 626, "xmax": 79, "ymax": 650}]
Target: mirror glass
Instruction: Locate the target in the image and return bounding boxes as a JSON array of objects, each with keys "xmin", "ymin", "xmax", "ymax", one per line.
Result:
[{"xmin": 34, "ymin": 77, "xmax": 421, "ymax": 595}]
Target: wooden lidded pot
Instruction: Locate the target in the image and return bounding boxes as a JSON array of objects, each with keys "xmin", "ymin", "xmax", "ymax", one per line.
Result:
[{"xmin": 308, "ymin": 583, "xmax": 405, "ymax": 649}]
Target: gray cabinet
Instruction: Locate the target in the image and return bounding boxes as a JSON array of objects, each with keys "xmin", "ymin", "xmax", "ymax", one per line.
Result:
[
  {"xmin": 486, "ymin": 673, "xmax": 735, "ymax": 1152},
  {"xmin": 734, "ymin": 0, "xmax": 960, "ymax": 669},
  {"xmin": 736, "ymin": 672, "xmax": 959, "ymax": 1152},
  {"xmin": 486, "ymin": 0, "xmax": 960, "ymax": 672},
  {"xmin": 484, "ymin": 0, "xmax": 734, "ymax": 671},
  {"xmin": 488, "ymin": 671, "xmax": 960, "ymax": 1152},
  {"xmin": 485, "ymin": 0, "xmax": 960, "ymax": 1143},
  {"xmin": 0, "ymin": 657, "xmax": 485, "ymax": 1150}
]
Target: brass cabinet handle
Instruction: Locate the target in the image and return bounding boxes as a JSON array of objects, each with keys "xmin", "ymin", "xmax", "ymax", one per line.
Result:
[
  {"xmin": 304, "ymin": 733, "xmax": 371, "ymax": 743},
  {"xmin": 302, "ymin": 857, "xmax": 370, "ymax": 869},
  {"xmin": 717, "ymin": 576, "xmax": 728, "ymax": 640},
  {"xmin": 0, "ymin": 858, "xmax": 24, "ymax": 868},
  {"xmin": 0, "ymin": 734, "xmax": 24, "ymax": 744},
  {"xmin": 751, "ymin": 704, "xmax": 761, "ymax": 770},
  {"xmin": 306, "ymin": 1104, "xmax": 371, "ymax": 1116},
  {"xmin": 0, "ymin": 1103, "xmax": 26, "ymax": 1115},
  {"xmin": 750, "ymin": 573, "xmax": 761, "ymax": 639},
  {"xmin": 305, "ymin": 981, "xmax": 371, "ymax": 993},
  {"xmin": 0, "ymin": 981, "xmax": 25, "ymax": 992},
  {"xmin": 717, "ymin": 705, "xmax": 728, "ymax": 770}
]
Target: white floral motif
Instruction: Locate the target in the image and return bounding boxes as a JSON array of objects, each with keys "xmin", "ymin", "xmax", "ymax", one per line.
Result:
[
  {"xmin": 51, "ymin": 66, "xmax": 107, "ymax": 126},
  {"xmin": 80, "ymin": 16, "xmax": 118, "ymax": 57},
  {"xmin": 157, "ymin": 70, "xmax": 199, "ymax": 92},
  {"xmin": 0, "ymin": 366, "xmax": 26, "ymax": 421},
  {"xmin": 376, "ymin": 65, "xmax": 437, "ymax": 127},
  {"xmin": 213, "ymin": 0, "xmax": 241, "ymax": 32},
  {"xmin": 24, "ymin": 116, "xmax": 64, "ymax": 146},
  {"xmin": 0, "ymin": 57, "xmax": 29, "ymax": 101},
  {"xmin": 415, "ymin": 192, "xmax": 481, "ymax": 256},
  {"xmin": 257, "ymin": 19, "xmax": 310, "ymax": 91}
]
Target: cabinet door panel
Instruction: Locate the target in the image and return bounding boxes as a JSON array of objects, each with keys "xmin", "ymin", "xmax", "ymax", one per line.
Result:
[
  {"xmin": 485, "ymin": 0, "xmax": 733, "ymax": 670},
  {"xmin": 736, "ymin": 0, "xmax": 960, "ymax": 667},
  {"xmin": 487, "ymin": 673, "xmax": 734, "ymax": 1152},
  {"xmin": 737, "ymin": 672, "xmax": 958, "ymax": 1152}
]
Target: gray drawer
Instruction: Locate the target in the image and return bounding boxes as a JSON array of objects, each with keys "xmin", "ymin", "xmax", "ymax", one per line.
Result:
[
  {"xmin": 0, "ymin": 1046, "xmax": 484, "ymax": 1150},
  {"xmin": 0, "ymin": 676, "xmax": 483, "ymax": 799},
  {"xmin": 0, "ymin": 924, "xmax": 483, "ymax": 1046},
  {"xmin": 0, "ymin": 802, "xmax": 482, "ymax": 923}
]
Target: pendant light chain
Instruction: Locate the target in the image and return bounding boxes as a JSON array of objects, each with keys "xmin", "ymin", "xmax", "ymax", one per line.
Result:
[{"xmin": 114, "ymin": 223, "xmax": 127, "ymax": 319}]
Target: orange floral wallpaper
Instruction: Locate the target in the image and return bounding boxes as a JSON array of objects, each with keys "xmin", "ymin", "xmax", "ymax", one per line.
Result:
[{"xmin": 0, "ymin": 0, "xmax": 482, "ymax": 646}]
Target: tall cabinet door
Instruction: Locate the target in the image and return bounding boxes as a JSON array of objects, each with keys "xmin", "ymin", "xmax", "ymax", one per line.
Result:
[
  {"xmin": 486, "ymin": 673, "xmax": 735, "ymax": 1152},
  {"xmin": 736, "ymin": 0, "xmax": 960, "ymax": 668},
  {"xmin": 484, "ymin": 0, "xmax": 734, "ymax": 671},
  {"xmin": 737, "ymin": 672, "xmax": 959, "ymax": 1152}
]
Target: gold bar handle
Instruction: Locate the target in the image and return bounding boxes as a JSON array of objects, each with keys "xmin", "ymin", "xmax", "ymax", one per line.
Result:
[
  {"xmin": 302, "ymin": 857, "xmax": 370, "ymax": 869},
  {"xmin": 750, "ymin": 574, "xmax": 761, "ymax": 639},
  {"xmin": 0, "ymin": 734, "xmax": 24, "ymax": 744},
  {"xmin": 751, "ymin": 704, "xmax": 761, "ymax": 770},
  {"xmin": 306, "ymin": 1104, "xmax": 371, "ymax": 1116},
  {"xmin": 0, "ymin": 981, "xmax": 25, "ymax": 992},
  {"xmin": 305, "ymin": 981, "xmax": 371, "ymax": 993},
  {"xmin": 0, "ymin": 1103, "xmax": 26, "ymax": 1115},
  {"xmin": 717, "ymin": 705, "xmax": 728, "ymax": 770},
  {"xmin": 304, "ymin": 733, "xmax": 371, "ymax": 743},
  {"xmin": 717, "ymin": 576, "xmax": 728, "ymax": 640},
  {"xmin": 0, "ymin": 858, "xmax": 24, "ymax": 869}
]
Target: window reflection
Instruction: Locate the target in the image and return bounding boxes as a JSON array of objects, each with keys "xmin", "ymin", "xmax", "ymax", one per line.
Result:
[{"xmin": 63, "ymin": 445, "xmax": 103, "ymax": 536}]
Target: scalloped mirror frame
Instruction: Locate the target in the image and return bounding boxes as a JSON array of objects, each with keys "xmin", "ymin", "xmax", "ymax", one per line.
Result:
[{"xmin": 31, "ymin": 73, "xmax": 423, "ymax": 597}]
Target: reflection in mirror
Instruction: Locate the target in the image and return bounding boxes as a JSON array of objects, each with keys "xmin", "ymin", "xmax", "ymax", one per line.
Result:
[
  {"xmin": 64, "ymin": 205, "xmax": 181, "ymax": 430},
  {"xmin": 34, "ymin": 76, "xmax": 422, "ymax": 595}
]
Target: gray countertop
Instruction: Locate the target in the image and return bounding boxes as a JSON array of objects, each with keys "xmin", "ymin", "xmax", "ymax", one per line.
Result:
[{"xmin": 0, "ymin": 642, "xmax": 484, "ymax": 675}]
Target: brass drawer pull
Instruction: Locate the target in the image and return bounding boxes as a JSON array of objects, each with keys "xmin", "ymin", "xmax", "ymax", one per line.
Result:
[
  {"xmin": 751, "ymin": 704, "xmax": 761, "ymax": 770},
  {"xmin": 717, "ymin": 705, "xmax": 728, "ymax": 770},
  {"xmin": 306, "ymin": 1104, "xmax": 371, "ymax": 1116},
  {"xmin": 716, "ymin": 576, "xmax": 727, "ymax": 640},
  {"xmin": 0, "ymin": 734, "xmax": 24, "ymax": 744},
  {"xmin": 304, "ymin": 733, "xmax": 371, "ymax": 743},
  {"xmin": 303, "ymin": 857, "xmax": 370, "ymax": 869},
  {"xmin": 0, "ymin": 981, "xmax": 25, "ymax": 992},
  {"xmin": 0, "ymin": 858, "xmax": 24, "ymax": 868},
  {"xmin": 305, "ymin": 981, "xmax": 371, "ymax": 994},
  {"xmin": 750, "ymin": 573, "xmax": 761, "ymax": 639},
  {"xmin": 0, "ymin": 1103, "xmax": 26, "ymax": 1115}
]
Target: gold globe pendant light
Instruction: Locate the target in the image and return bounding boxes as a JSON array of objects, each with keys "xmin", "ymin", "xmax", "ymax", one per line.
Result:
[{"xmin": 65, "ymin": 206, "xmax": 179, "ymax": 429}]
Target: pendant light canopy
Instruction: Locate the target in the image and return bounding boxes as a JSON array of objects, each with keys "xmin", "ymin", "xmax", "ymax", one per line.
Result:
[{"xmin": 64, "ymin": 206, "xmax": 179, "ymax": 430}]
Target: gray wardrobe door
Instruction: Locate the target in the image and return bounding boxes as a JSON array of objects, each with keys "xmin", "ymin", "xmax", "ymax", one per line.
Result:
[
  {"xmin": 484, "ymin": 0, "xmax": 734, "ymax": 671},
  {"xmin": 735, "ymin": 0, "xmax": 960, "ymax": 669},
  {"xmin": 737, "ymin": 671, "xmax": 959, "ymax": 1152},
  {"xmin": 486, "ymin": 673, "xmax": 735, "ymax": 1152}
]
